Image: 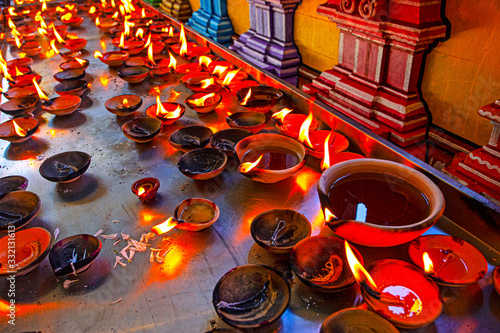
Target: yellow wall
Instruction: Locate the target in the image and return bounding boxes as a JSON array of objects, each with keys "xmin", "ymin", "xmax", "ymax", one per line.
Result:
[{"xmin": 187, "ymin": 0, "xmax": 500, "ymax": 145}]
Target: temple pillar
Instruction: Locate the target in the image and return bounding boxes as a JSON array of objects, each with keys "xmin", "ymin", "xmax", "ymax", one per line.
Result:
[
  {"xmin": 188, "ymin": 0, "xmax": 234, "ymax": 46},
  {"xmin": 160, "ymin": 0, "xmax": 192, "ymax": 22}
]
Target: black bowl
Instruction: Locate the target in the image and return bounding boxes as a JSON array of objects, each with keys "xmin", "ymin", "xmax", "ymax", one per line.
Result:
[
  {"xmin": 53, "ymin": 68, "xmax": 86, "ymax": 82},
  {"xmin": 54, "ymin": 79, "xmax": 89, "ymax": 97},
  {"xmin": 39, "ymin": 151, "xmax": 91, "ymax": 183},
  {"xmin": 236, "ymin": 86, "xmax": 283, "ymax": 113},
  {"xmin": 0, "ymin": 97, "xmax": 39, "ymax": 117},
  {"xmin": 0, "ymin": 191, "xmax": 40, "ymax": 231},
  {"xmin": 0, "ymin": 175, "xmax": 29, "ymax": 196},
  {"xmin": 177, "ymin": 148, "xmax": 227, "ymax": 180},
  {"xmin": 209, "ymin": 128, "xmax": 252, "ymax": 154},
  {"xmin": 49, "ymin": 234, "xmax": 102, "ymax": 277},
  {"xmin": 122, "ymin": 117, "xmax": 163, "ymax": 143},
  {"xmin": 168, "ymin": 126, "xmax": 213, "ymax": 152}
]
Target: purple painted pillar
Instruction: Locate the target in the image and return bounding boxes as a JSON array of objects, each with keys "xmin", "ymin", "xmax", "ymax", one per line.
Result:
[{"xmin": 230, "ymin": 0, "xmax": 301, "ymax": 86}]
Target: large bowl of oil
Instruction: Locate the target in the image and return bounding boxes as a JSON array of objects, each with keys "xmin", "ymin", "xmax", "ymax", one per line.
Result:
[{"xmin": 318, "ymin": 159, "xmax": 445, "ymax": 247}]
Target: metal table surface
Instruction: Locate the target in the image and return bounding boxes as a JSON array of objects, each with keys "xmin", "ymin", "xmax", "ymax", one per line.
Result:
[{"xmin": 1, "ymin": 11, "xmax": 500, "ymax": 333}]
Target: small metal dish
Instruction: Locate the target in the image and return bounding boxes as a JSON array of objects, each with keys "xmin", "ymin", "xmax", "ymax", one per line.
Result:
[
  {"xmin": 320, "ymin": 308, "xmax": 398, "ymax": 333},
  {"xmin": 168, "ymin": 126, "xmax": 213, "ymax": 152},
  {"xmin": 177, "ymin": 148, "xmax": 227, "ymax": 180},
  {"xmin": 105, "ymin": 94, "xmax": 142, "ymax": 117},
  {"xmin": 226, "ymin": 112, "xmax": 268, "ymax": 134},
  {"xmin": 49, "ymin": 234, "xmax": 102, "ymax": 277},
  {"xmin": 42, "ymin": 95, "xmax": 82, "ymax": 117},
  {"xmin": 3, "ymin": 86, "xmax": 38, "ymax": 100},
  {"xmin": 39, "ymin": 151, "xmax": 91, "ymax": 183},
  {"xmin": 185, "ymin": 92, "xmax": 222, "ymax": 114},
  {"xmin": 237, "ymin": 86, "xmax": 283, "ymax": 113},
  {"xmin": 0, "ymin": 191, "xmax": 40, "ymax": 231},
  {"xmin": 122, "ymin": 117, "xmax": 163, "ymax": 143},
  {"xmin": 117, "ymin": 66, "xmax": 150, "ymax": 84}
]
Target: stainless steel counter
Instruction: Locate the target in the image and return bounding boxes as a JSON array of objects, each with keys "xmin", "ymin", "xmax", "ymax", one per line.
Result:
[{"xmin": 0, "ymin": 6, "xmax": 499, "ymax": 332}]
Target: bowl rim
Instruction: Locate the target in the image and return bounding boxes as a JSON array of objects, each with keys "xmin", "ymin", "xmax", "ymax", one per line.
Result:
[{"xmin": 173, "ymin": 197, "xmax": 220, "ymax": 230}]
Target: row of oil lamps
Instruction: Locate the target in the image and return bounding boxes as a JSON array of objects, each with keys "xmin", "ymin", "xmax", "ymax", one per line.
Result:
[{"xmin": 0, "ymin": 1, "xmax": 499, "ymax": 332}]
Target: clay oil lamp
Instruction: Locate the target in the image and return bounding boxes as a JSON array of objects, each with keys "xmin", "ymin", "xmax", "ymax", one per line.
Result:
[
  {"xmin": 151, "ymin": 41, "xmax": 165, "ymax": 54},
  {"xmin": 88, "ymin": 5, "xmax": 98, "ymax": 19},
  {"xmin": 122, "ymin": 117, "xmax": 162, "ymax": 143},
  {"xmin": 346, "ymin": 242, "xmax": 443, "ymax": 329},
  {"xmin": 7, "ymin": 57, "xmax": 33, "ymax": 68},
  {"xmin": 300, "ymin": 126, "xmax": 349, "ymax": 159},
  {"xmin": 49, "ymin": 234, "xmax": 102, "ymax": 277},
  {"xmin": 185, "ymin": 46, "xmax": 210, "ymax": 59},
  {"xmin": 96, "ymin": 17, "xmax": 118, "ymax": 33},
  {"xmin": 39, "ymin": 151, "xmax": 91, "ymax": 183},
  {"xmin": 6, "ymin": 65, "xmax": 31, "ymax": 77},
  {"xmin": 0, "ymin": 96, "xmax": 38, "ymax": 116},
  {"xmin": 290, "ymin": 236, "xmax": 362, "ymax": 292},
  {"xmin": 0, "ymin": 175, "xmax": 29, "ymax": 196},
  {"xmin": 109, "ymin": 26, "xmax": 124, "ymax": 38},
  {"xmin": 0, "ymin": 227, "xmax": 52, "ymax": 277},
  {"xmin": 54, "ymin": 79, "xmax": 89, "ymax": 97},
  {"xmin": 272, "ymin": 108, "xmax": 318, "ymax": 139},
  {"xmin": 117, "ymin": 66, "xmax": 150, "ymax": 84},
  {"xmin": 408, "ymin": 235, "xmax": 488, "ymax": 286},
  {"xmin": 168, "ymin": 126, "xmax": 213, "ymax": 152},
  {"xmin": 318, "ymin": 159, "xmax": 445, "ymax": 247},
  {"xmin": 47, "ymin": 24, "xmax": 68, "ymax": 40},
  {"xmin": 234, "ymin": 133, "xmax": 307, "ymax": 183},
  {"xmin": 213, "ymin": 264, "xmax": 291, "ymax": 329},
  {"xmin": 61, "ymin": 13, "xmax": 84, "ymax": 29},
  {"xmin": 173, "ymin": 198, "xmax": 219, "ymax": 231},
  {"xmin": 9, "ymin": 74, "xmax": 42, "ymax": 88},
  {"xmin": 20, "ymin": 41, "xmax": 42, "ymax": 57},
  {"xmin": 218, "ymin": 69, "xmax": 249, "ymax": 89},
  {"xmin": 321, "ymin": 151, "xmax": 365, "ymax": 172},
  {"xmin": 0, "ymin": 191, "xmax": 40, "ymax": 231},
  {"xmin": 226, "ymin": 111, "xmax": 268, "ymax": 134},
  {"xmin": 494, "ymin": 266, "xmax": 500, "ymax": 295},
  {"xmin": 145, "ymin": 95, "xmax": 185, "ymax": 125},
  {"xmin": 251, "ymin": 209, "xmax": 311, "ymax": 254},
  {"xmin": 185, "ymin": 92, "xmax": 222, "ymax": 114},
  {"xmin": 124, "ymin": 56, "xmax": 148, "ymax": 67},
  {"xmin": 195, "ymin": 54, "xmax": 218, "ymax": 70},
  {"xmin": 64, "ymin": 38, "xmax": 87, "ymax": 52},
  {"xmin": 131, "ymin": 177, "xmax": 160, "ymax": 201},
  {"xmin": 120, "ymin": 40, "xmax": 145, "ymax": 56},
  {"xmin": 175, "ymin": 62, "xmax": 203, "ymax": 75},
  {"xmin": 177, "ymin": 148, "xmax": 227, "ymax": 180},
  {"xmin": 53, "ymin": 68, "xmax": 86, "ymax": 82},
  {"xmin": 105, "ymin": 94, "xmax": 142, "ymax": 117},
  {"xmin": 171, "ymin": 42, "xmax": 197, "ymax": 57},
  {"xmin": 182, "ymin": 73, "xmax": 219, "ymax": 93},
  {"xmin": 34, "ymin": 78, "xmax": 82, "ymax": 117},
  {"xmin": 94, "ymin": 50, "xmax": 129, "ymax": 67},
  {"xmin": 0, "ymin": 117, "xmax": 39, "ymax": 143},
  {"xmin": 60, "ymin": 57, "xmax": 89, "ymax": 71},
  {"xmin": 237, "ymin": 86, "xmax": 284, "ymax": 113},
  {"xmin": 228, "ymin": 80, "xmax": 259, "ymax": 94},
  {"xmin": 207, "ymin": 61, "xmax": 235, "ymax": 77},
  {"xmin": 61, "ymin": 50, "xmax": 82, "ymax": 60},
  {"xmin": 320, "ymin": 308, "xmax": 398, "ymax": 333},
  {"xmin": 145, "ymin": 48, "xmax": 171, "ymax": 76},
  {"xmin": 209, "ymin": 129, "xmax": 252, "ymax": 155}
]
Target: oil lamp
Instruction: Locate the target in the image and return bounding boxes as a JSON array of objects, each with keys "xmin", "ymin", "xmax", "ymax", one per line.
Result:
[
  {"xmin": 9, "ymin": 73, "xmax": 42, "ymax": 88},
  {"xmin": 173, "ymin": 198, "xmax": 219, "ymax": 231},
  {"xmin": 5, "ymin": 65, "xmax": 30, "ymax": 77},
  {"xmin": 124, "ymin": 56, "xmax": 148, "ymax": 67},
  {"xmin": 120, "ymin": 41, "xmax": 145, "ymax": 56},
  {"xmin": 0, "ymin": 117, "xmax": 39, "ymax": 143},
  {"xmin": 235, "ymin": 133, "xmax": 307, "ymax": 183},
  {"xmin": 175, "ymin": 62, "xmax": 202, "ymax": 74},
  {"xmin": 131, "ymin": 177, "xmax": 160, "ymax": 201},
  {"xmin": 207, "ymin": 61, "xmax": 235, "ymax": 76},
  {"xmin": 61, "ymin": 13, "xmax": 84, "ymax": 29},
  {"xmin": 7, "ymin": 57, "xmax": 33, "ymax": 68},
  {"xmin": 218, "ymin": 69, "xmax": 249, "ymax": 88},
  {"xmin": 320, "ymin": 308, "xmax": 398, "ymax": 333},
  {"xmin": 237, "ymin": 86, "xmax": 283, "ymax": 113},
  {"xmin": 346, "ymin": 241, "xmax": 443, "ymax": 329},
  {"xmin": 0, "ymin": 175, "xmax": 29, "ymax": 196},
  {"xmin": 0, "ymin": 96, "xmax": 38, "ymax": 116},
  {"xmin": 0, "ymin": 191, "xmax": 40, "ymax": 231},
  {"xmin": 0, "ymin": 227, "xmax": 52, "ymax": 277},
  {"xmin": 97, "ymin": 18, "xmax": 118, "ymax": 33},
  {"xmin": 300, "ymin": 128, "xmax": 349, "ymax": 159},
  {"xmin": 197, "ymin": 55, "xmax": 215, "ymax": 70},
  {"xmin": 177, "ymin": 148, "xmax": 228, "ymax": 180},
  {"xmin": 226, "ymin": 111, "xmax": 268, "ymax": 134},
  {"xmin": 181, "ymin": 72, "xmax": 219, "ymax": 93},
  {"xmin": 105, "ymin": 94, "xmax": 142, "ymax": 117},
  {"xmin": 145, "ymin": 47, "xmax": 171, "ymax": 76},
  {"xmin": 64, "ymin": 38, "xmax": 87, "ymax": 52},
  {"xmin": 54, "ymin": 79, "xmax": 89, "ymax": 97},
  {"xmin": 39, "ymin": 151, "xmax": 91, "ymax": 183},
  {"xmin": 408, "ymin": 235, "xmax": 488, "ymax": 286},
  {"xmin": 20, "ymin": 41, "xmax": 42, "ymax": 57},
  {"xmin": 60, "ymin": 57, "xmax": 89, "ymax": 71},
  {"xmin": 168, "ymin": 126, "xmax": 213, "ymax": 152},
  {"xmin": 209, "ymin": 128, "xmax": 252, "ymax": 155},
  {"xmin": 145, "ymin": 96, "xmax": 185, "ymax": 125},
  {"xmin": 33, "ymin": 77, "xmax": 82, "ymax": 117},
  {"xmin": 94, "ymin": 50, "xmax": 129, "ymax": 67},
  {"xmin": 54, "ymin": 68, "xmax": 86, "ymax": 82},
  {"xmin": 117, "ymin": 66, "xmax": 150, "ymax": 84},
  {"xmin": 228, "ymin": 80, "xmax": 259, "ymax": 94},
  {"xmin": 185, "ymin": 46, "xmax": 211, "ymax": 59},
  {"xmin": 185, "ymin": 92, "xmax": 222, "ymax": 114},
  {"xmin": 49, "ymin": 234, "xmax": 102, "ymax": 277},
  {"xmin": 273, "ymin": 108, "xmax": 319, "ymax": 139},
  {"xmin": 122, "ymin": 117, "xmax": 163, "ymax": 143}
]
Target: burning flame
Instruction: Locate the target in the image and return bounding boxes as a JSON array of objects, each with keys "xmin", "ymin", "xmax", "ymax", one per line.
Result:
[
  {"xmin": 118, "ymin": 33, "xmax": 125, "ymax": 48},
  {"xmin": 272, "ymin": 108, "xmax": 293, "ymax": 122},
  {"xmin": 200, "ymin": 78, "xmax": 215, "ymax": 89},
  {"xmin": 95, "ymin": 17, "xmax": 101, "ymax": 27},
  {"xmin": 61, "ymin": 13, "xmax": 72, "ymax": 22},
  {"xmin": 170, "ymin": 90, "xmax": 180, "ymax": 101},
  {"xmin": 41, "ymin": 0, "xmax": 47, "ymax": 12},
  {"xmin": 56, "ymin": 6, "xmax": 64, "ymax": 13},
  {"xmin": 239, "ymin": 155, "xmax": 263, "ymax": 173},
  {"xmin": 65, "ymin": 4, "xmax": 75, "ymax": 11},
  {"xmin": 8, "ymin": 7, "xmax": 17, "ymax": 16},
  {"xmin": 100, "ymin": 76, "xmax": 109, "ymax": 86},
  {"xmin": 38, "ymin": 28, "xmax": 47, "ymax": 36},
  {"xmin": 345, "ymin": 240, "xmax": 378, "ymax": 291},
  {"xmin": 179, "ymin": 25, "xmax": 187, "ymax": 56},
  {"xmin": 144, "ymin": 33, "xmax": 152, "ymax": 49},
  {"xmin": 147, "ymin": 44, "xmax": 156, "ymax": 66},
  {"xmin": 324, "ymin": 208, "xmax": 336, "ymax": 222},
  {"xmin": 14, "ymin": 66, "xmax": 23, "ymax": 76},
  {"xmin": 241, "ymin": 89, "xmax": 252, "ymax": 106},
  {"xmin": 100, "ymin": 40, "xmax": 107, "ymax": 52},
  {"xmin": 32, "ymin": 77, "xmax": 50, "ymax": 102},
  {"xmin": 111, "ymin": 0, "xmax": 116, "ymax": 8},
  {"xmin": 199, "ymin": 55, "xmax": 212, "ymax": 68},
  {"xmin": 50, "ymin": 40, "xmax": 60, "ymax": 54},
  {"xmin": 122, "ymin": 98, "xmax": 130, "ymax": 108},
  {"xmin": 189, "ymin": 93, "xmax": 215, "ymax": 107},
  {"xmin": 11, "ymin": 28, "xmax": 21, "ymax": 37},
  {"xmin": 12, "ymin": 120, "xmax": 27, "ymax": 137},
  {"xmin": 137, "ymin": 186, "xmax": 146, "ymax": 196},
  {"xmin": 222, "ymin": 69, "xmax": 241, "ymax": 87},
  {"xmin": 151, "ymin": 217, "xmax": 178, "ymax": 235},
  {"xmin": 168, "ymin": 51, "xmax": 177, "ymax": 71},
  {"xmin": 423, "ymin": 252, "xmax": 434, "ymax": 274},
  {"xmin": 298, "ymin": 111, "xmax": 314, "ymax": 149},
  {"xmin": 168, "ymin": 26, "xmax": 174, "ymax": 37},
  {"xmin": 89, "ymin": 6, "xmax": 96, "ymax": 14},
  {"xmin": 8, "ymin": 18, "xmax": 17, "ymax": 30},
  {"xmin": 321, "ymin": 132, "xmax": 332, "ymax": 171},
  {"xmin": 141, "ymin": 8, "xmax": 146, "ymax": 18},
  {"xmin": 14, "ymin": 36, "xmax": 22, "ymax": 49},
  {"xmin": 94, "ymin": 50, "xmax": 103, "ymax": 58},
  {"xmin": 75, "ymin": 58, "xmax": 86, "ymax": 66},
  {"xmin": 135, "ymin": 28, "xmax": 144, "ymax": 39},
  {"xmin": 212, "ymin": 65, "xmax": 228, "ymax": 77},
  {"xmin": 0, "ymin": 62, "xmax": 14, "ymax": 81},
  {"xmin": 112, "ymin": 11, "xmax": 119, "ymax": 19},
  {"xmin": 51, "ymin": 25, "xmax": 66, "ymax": 44}
]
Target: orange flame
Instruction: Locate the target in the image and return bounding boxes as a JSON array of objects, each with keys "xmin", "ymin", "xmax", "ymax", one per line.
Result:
[
  {"xmin": 200, "ymin": 78, "xmax": 215, "ymax": 89},
  {"xmin": 41, "ymin": 0, "xmax": 47, "ymax": 12},
  {"xmin": 321, "ymin": 132, "xmax": 332, "ymax": 171},
  {"xmin": 52, "ymin": 25, "xmax": 65, "ymax": 44},
  {"xmin": 95, "ymin": 17, "xmax": 100, "ymax": 27},
  {"xmin": 61, "ymin": 13, "xmax": 72, "ymax": 22},
  {"xmin": 14, "ymin": 35, "xmax": 22, "ymax": 49},
  {"xmin": 122, "ymin": 98, "xmax": 130, "ymax": 108},
  {"xmin": 8, "ymin": 7, "xmax": 17, "ymax": 16},
  {"xmin": 147, "ymin": 43, "xmax": 156, "ymax": 66},
  {"xmin": 423, "ymin": 252, "xmax": 434, "ymax": 274},
  {"xmin": 144, "ymin": 33, "xmax": 152, "ymax": 49},
  {"xmin": 14, "ymin": 66, "xmax": 23, "ymax": 76},
  {"xmin": 32, "ymin": 77, "xmax": 50, "ymax": 102},
  {"xmin": 239, "ymin": 154, "xmax": 263, "ymax": 173},
  {"xmin": 65, "ymin": 4, "xmax": 75, "ymax": 10},
  {"xmin": 168, "ymin": 51, "xmax": 177, "ymax": 71},
  {"xmin": 75, "ymin": 58, "xmax": 86, "ymax": 66},
  {"xmin": 324, "ymin": 208, "xmax": 336, "ymax": 222},
  {"xmin": 222, "ymin": 69, "xmax": 240, "ymax": 87},
  {"xmin": 135, "ymin": 28, "xmax": 144, "ymax": 39},
  {"xmin": 8, "ymin": 18, "xmax": 16, "ymax": 30},
  {"xmin": 94, "ymin": 50, "xmax": 103, "ymax": 58},
  {"xmin": 169, "ymin": 90, "xmax": 180, "ymax": 101},
  {"xmin": 12, "ymin": 120, "xmax": 27, "ymax": 137},
  {"xmin": 50, "ymin": 40, "xmax": 60, "ymax": 54},
  {"xmin": 272, "ymin": 108, "xmax": 293, "ymax": 122},
  {"xmin": 56, "ymin": 6, "xmax": 64, "ymax": 13},
  {"xmin": 112, "ymin": 11, "xmax": 119, "ymax": 19},
  {"xmin": 151, "ymin": 217, "xmax": 178, "ymax": 235},
  {"xmin": 141, "ymin": 8, "xmax": 146, "ymax": 18},
  {"xmin": 241, "ymin": 89, "xmax": 252, "ymax": 106},
  {"xmin": 11, "ymin": 28, "xmax": 21, "ymax": 37},
  {"xmin": 189, "ymin": 93, "xmax": 215, "ymax": 107},
  {"xmin": 100, "ymin": 40, "xmax": 106, "ymax": 52},
  {"xmin": 168, "ymin": 26, "xmax": 174, "ymax": 37},
  {"xmin": 100, "ymin": 76, "xmax": 109, "ymax": 86},
  {"xmin": 298, "ymin": 111, "xmax": 314, "ymax": 149},
  {"xmin": 137, "ymin": 186, "xmax": 146, "ymax": 196},
  {"xmin": 212, "ymin": 65, "xmax": 228, "ymax": 77},
  {"xmin": 89, "ymin": 6, "xmax": 96, "ymax": 14},
  {"xmin": 118, "ymin": 33, "xmax": 125, "ymax": 48},
  {"xmin": 345, "ymin": 240, "xmax": 378, "ymax": 291},
  {"xmin": 179, "ymin": 25, "xmax": 187, "ymax": 56},
  {"xmin": 37, "ymin": 28, "xmax": 47, "ymax": 36},
  {"xmin": 0, "ymin": 62, "xmax": 14, "ymax": 81},
  {"xmin": 198, "ymin": 55, "xmax": 212, "ymax": 67}
]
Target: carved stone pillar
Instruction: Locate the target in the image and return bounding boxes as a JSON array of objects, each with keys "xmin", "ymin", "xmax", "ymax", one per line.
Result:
[
  {"xmin": 230, "ymin": 0, "xmax": 301, "ymax": 86},
  {"xmin": 188, "ymin": 0, "xmax": 234, "ymax": 46},
  {"xmin": 160, "ymin": 0, "xmax": 192, "ymax": 22},
  {"xmin": 303, "ymin": 0, "xmax": 447, "ymax": 147},
  {"xmin": 445, "ymin": 100, "xmax": 500, "ymax": 201}
]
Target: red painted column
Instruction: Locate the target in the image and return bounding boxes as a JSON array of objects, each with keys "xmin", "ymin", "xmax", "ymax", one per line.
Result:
[{"xmin": 303, "ymin": 0, "xmax": 447, "ymax": 147}]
